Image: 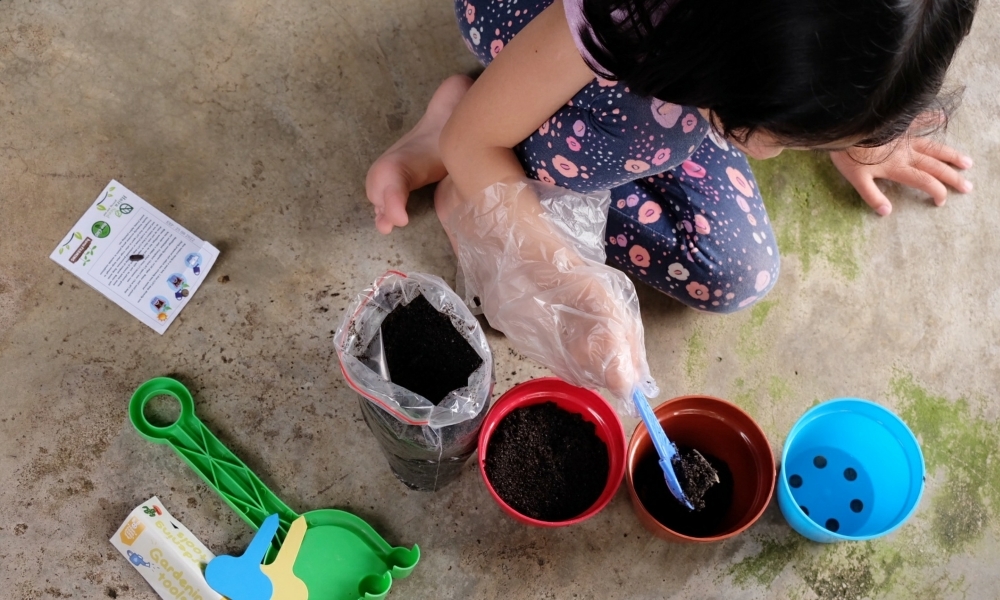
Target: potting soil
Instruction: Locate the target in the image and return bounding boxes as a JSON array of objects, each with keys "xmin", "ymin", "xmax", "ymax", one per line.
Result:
[
  {"xmin": 484, "ymin": 402, "xmax": 609, "ymax": 522},
  {"xmin": 672, "ymin": 448, "xmax": 720, "ymax": 511},
  {"xmin": 359, "ymin": 396, "xmax": 487, "ymax": 491},
  {"xmin": 634, "ymin": 447, "xmax": 734, "ymax": 537},
  {"xmin": 381, "ymin": 294, "xmax": 483, "ymax": 405}
]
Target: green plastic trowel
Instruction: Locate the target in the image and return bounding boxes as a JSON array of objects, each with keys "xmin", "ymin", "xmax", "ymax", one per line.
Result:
[{"xmin": 129, "ymin": 377, "xmax": 420, "ymax": 600}]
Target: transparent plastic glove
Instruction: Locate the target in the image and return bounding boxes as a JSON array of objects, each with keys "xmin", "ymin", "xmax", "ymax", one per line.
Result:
[{"xmin": 448, "ymin": 180, "xmax": 658, "ymax": 410}]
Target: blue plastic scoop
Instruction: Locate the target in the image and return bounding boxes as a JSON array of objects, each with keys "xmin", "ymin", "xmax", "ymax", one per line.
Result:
[
  {"xmin": 632, "ymin": 389, "xmax": 718, "ymax": 511},
  {"xmin": 205, "ymin": 514, "xmax": 278, "ymax": 600}
]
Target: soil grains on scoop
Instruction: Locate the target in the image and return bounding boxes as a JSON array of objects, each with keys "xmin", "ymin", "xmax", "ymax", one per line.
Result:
[
  {"xmin": 673, "ymin": 448, "xmax": 720, "ymax": 510},
  {"xmin": 381, "ymin": 294, "xmax": 483, "ymax": 405},
  {"xmin": 485, "ymin": 402, "xmax": 609, "ymax": 522},
  {"xmin": 634, "ymin": 446, "xmax": 734, "ymax": 537}
]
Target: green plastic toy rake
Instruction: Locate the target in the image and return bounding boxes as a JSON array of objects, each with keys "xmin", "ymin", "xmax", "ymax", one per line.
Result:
[{"xmin": 129, "ymin": 377, "xmax": 420, "ymax": 600}]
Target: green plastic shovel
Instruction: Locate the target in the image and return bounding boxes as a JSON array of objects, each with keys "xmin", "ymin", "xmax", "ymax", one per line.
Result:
[{"xmin": 129, "ymin": 377, "xmax": 420, "ymax": 600}]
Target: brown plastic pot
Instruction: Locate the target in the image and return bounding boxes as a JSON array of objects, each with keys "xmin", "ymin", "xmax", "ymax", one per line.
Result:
[{"xmin": 626, "ymin": 395, "xmax": 776, "ymax": 542}]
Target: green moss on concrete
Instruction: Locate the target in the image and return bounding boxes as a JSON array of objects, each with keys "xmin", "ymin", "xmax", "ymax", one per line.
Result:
[
  {"xmin": 731, "ymin": 538, "xmax": 916, "ymax": 599},
  {"xmin": 730, "ymin": 538, "xmax": 907, "ymax": 596},
  {"xmin": 767, "ymin": 376, "xmax": 792, "ymax": 405},
  {"xmin": 729, "ymin": 375, "xmax": 788, "ymax": 439},
  {"xmin": 729, "ymin": 536, "xmax": 805, "ymax": 588},
  {"xmin": 750, "ymin": 152, "xmax": 867, "ymax": 279},
  {"xmin": 732, "ymin": 377, "xmax": 755, "ymax": 413},
  {"xmin": 798, "ymin": 542, "xmax": 912, "ymax": 600},
  {"xmin": 737, "ymin": 299, "xmax": 776, "ymax": 360},
  {"xmin": 799, "ymin": 544, "xmax": 878, "ymax": 600},
  {"xmin": 728, "ymin": 373, "xmax": 997, "ymax": 598},
  {"xmin": 903, "ymin": 574, "xmax": 968, "ymax": 600},
  {"xmin": 728, "ymin": 299, "xmax": 779, "ymax": 419},
  {"xmin": 684, "ymin": 324, "xmax": 707, "ymax": 382},
  {"xmin": 891, "ymin": 373, "xmax": 1000, "ymax": 552}
]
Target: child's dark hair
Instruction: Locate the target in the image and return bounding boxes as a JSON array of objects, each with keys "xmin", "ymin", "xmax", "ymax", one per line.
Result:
[{"xmin": 581, "ymin": 0, "xmax": 978, "ymax": 147}]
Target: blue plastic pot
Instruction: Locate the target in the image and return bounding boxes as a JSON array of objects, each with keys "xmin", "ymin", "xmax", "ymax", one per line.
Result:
[{"xmin": 777, "ymin": 399, "xmax": 925, "ymax": 542}]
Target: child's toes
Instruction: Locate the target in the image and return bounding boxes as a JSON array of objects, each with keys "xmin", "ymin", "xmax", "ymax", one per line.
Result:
[{"xmin": 382, "ymin": 185, "xmax": 410, "ymax": 228}]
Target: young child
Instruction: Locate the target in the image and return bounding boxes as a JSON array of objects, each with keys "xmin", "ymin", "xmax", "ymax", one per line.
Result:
[{"xmin": 366, "ymin": 0, "xmax": 976, "ymax": 393}]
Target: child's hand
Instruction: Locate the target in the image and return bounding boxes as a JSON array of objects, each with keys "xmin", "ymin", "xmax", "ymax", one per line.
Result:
[
  {"xmin": 830, "ymin": 138, "xmax": 973, "ymax": 216},
  {"xmin": 449, "ymin": 180, "xmax": 656, "ymax": 404}
]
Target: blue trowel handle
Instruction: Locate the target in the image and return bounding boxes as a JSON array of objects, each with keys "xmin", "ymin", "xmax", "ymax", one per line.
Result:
[{"xmin": 632, "ymin": 388, "xmax": 694, "ymax": 511}]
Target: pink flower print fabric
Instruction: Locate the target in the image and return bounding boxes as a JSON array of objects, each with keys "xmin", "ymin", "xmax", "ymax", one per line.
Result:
[
  {"xmin": 453, "ymin": 0, "xmax": 779, "ymax": 313},
  {"xmin": 601, "ymin": 140, "xmax": 780, "ymax": 313}
]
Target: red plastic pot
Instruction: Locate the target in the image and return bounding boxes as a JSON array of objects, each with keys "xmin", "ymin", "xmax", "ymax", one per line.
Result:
[
  {"xmin": 626, "ymin": 395, "xmax": 776, "ymax": 542},
  {"xmin": 478, "ymin": 377, "xmax": 627, "ymax": 527}
]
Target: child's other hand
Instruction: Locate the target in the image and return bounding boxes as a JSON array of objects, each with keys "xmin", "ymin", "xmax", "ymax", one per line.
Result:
[{"xmin": 830, "ymin": 138, "xmax": 973, "ymax": 216}]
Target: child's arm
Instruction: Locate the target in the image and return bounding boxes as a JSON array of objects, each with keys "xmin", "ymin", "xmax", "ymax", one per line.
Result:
[
  {"xmin": 439, "ymin": 0, "xmax": 593, "ymax": 200},
  {"xmin": 831, "ymin": 135, "xmax": 974, "ymax": 216},
  {"xmin": 439, "ymin": 3, "xmax": 653, "ymax": 401}
]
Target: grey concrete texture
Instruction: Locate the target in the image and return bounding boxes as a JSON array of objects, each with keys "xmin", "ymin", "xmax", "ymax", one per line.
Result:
[{"xmin": 0, "ymin": 0, "xmax": 998, "ymax": 597}]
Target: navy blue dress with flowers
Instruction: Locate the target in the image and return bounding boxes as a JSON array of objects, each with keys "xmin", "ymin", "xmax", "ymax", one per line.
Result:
[{"xmin": 455, "ymin": 0, "xmax": 779, "ymax": 312}]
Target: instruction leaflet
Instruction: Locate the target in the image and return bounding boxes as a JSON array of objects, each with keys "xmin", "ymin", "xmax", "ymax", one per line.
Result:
[
  {"xmin": 49, "ymin": 180, "xmax": 219, "ymax": 334},
  {"xmin": 110, "ymin": 496, "xmax": 223, "ymax": 600}
]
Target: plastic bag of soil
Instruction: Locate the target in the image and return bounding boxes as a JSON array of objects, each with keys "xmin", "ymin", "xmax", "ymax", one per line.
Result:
[{"xmin": 334, "ymin": 271, "xmax": 494, "ymax": 491}]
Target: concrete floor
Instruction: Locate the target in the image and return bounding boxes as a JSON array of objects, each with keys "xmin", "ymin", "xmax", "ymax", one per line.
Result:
[{"xmin": 1, "ymin": 0, "xmax": 998, "ymax": 598}]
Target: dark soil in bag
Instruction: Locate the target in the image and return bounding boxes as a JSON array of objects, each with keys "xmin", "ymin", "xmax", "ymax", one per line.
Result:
[
  {"xmin": 360, "ymin": 396, "xmax": 487, "ymax": 491},
  {"xmin": 485, "ymin": 402, "xmax": 609, "ymax": 522},
  {"xmin": 381, "ymin": 294, "xmax": 483, "ymax": 405},
  {"xmin": 633, "ymin": 446, "xmax": 734, "ymax": 537}
]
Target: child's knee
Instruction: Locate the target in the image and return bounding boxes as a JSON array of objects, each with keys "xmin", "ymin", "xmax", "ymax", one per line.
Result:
[
  {"xmin": 668, "ymin": 233, "xmax": 780, "ymax": 314},
  {"xmin": 708, "ymin": 247, "xmax": 781, "ymax": 314}
]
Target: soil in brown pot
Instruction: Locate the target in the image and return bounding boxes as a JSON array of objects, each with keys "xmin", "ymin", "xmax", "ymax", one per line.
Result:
[{"xmin": 633, "ymin": 446, "xmax": 734, "ymax": 537}]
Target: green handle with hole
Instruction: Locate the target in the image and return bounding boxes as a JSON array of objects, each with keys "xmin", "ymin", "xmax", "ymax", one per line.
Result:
[{"xmin": 129, "ymin": 377, "xmax": 299, "ymax": 541}]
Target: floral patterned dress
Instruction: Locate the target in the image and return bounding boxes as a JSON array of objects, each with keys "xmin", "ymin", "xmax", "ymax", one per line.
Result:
[{"xmin": 455, "ymin": 0, "xmax": 779, "ymax": 312}]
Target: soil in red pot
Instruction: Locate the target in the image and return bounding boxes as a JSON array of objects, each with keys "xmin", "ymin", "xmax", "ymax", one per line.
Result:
[{"xmin": 485, "ymin": 402, "xmax": 609, "ymax": 522}]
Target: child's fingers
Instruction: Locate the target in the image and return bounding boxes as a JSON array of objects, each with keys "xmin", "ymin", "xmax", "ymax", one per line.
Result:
[
  {"xmin": 913, "ymin": 153, "xmax": 973, "ymax": 194},
  {"xmin": 911, "ymin": 137, "xmax": 973, "ymax": 169},
  {"xmin": 893, "ymin": 166, "xmax": 949, "ymax": 206},
  {"xmin": 852, "ymin": 175, "xmax": 893, "ymax": 216},
  {"xmin": 600, "ymin": 335, "xmax": 644, "ymax": 403}
]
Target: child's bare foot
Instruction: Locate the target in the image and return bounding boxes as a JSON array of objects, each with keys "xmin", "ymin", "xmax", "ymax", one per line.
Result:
[{"xmin": 366, "ymin": 74, "xmax": 474, "ymax": 234}]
